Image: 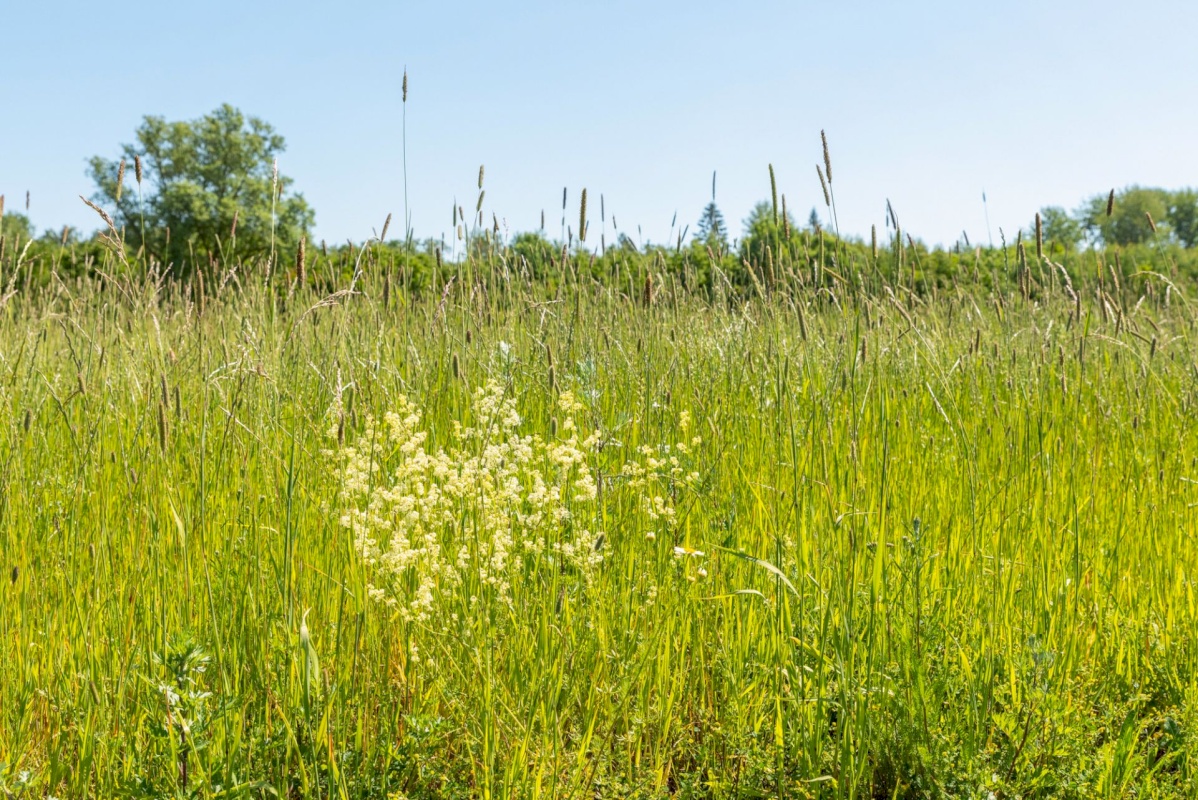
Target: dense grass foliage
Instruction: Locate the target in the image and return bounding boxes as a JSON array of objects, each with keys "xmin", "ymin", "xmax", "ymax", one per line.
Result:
[{"xmin": 2, "ymin": 259, "xmax": 1198, "ymax": 798}]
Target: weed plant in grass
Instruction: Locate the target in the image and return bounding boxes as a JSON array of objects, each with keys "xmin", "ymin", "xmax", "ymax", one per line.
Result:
[{"xmin": 0, "ymin": 251, "xmax": 1197, "ymax": 798}]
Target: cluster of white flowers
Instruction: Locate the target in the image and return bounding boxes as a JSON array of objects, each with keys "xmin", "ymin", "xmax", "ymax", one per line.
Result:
[
  {"xmin": 331, "ymin": 381, "xmax": 603, "ymax": 620},
  {"xmin": 620, "ymin": 409, "xmax": 703, "ymax": 536}
]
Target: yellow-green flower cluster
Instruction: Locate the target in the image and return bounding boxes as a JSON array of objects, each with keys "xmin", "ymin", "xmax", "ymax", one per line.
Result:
[
  {"xmin": 621, "ymin": 409, "xmax": 702, "ymax": 533},
  {"xmin": 331, "ymin": 381, "xmax": 602, "ymax": 619}
]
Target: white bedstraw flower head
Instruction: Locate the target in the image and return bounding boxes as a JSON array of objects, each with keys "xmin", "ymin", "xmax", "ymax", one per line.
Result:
[{"xmin": 673, "ymin": 545, "xmax": 704, "ymax": 558}]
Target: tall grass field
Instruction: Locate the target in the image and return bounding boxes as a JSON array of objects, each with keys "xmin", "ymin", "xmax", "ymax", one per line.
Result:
[{"xmin": 2, "ymin": 227, "xmax": 1198, "ymax": 798}]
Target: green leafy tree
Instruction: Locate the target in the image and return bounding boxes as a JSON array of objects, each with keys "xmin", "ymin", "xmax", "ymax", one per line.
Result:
[
  {"xmin": 1168, "ymin": 189, "xmax": 1198, "ymax": 248},
  {"xmin": 1080, "ymin": 187, "xmax": 1169, "ymax": 246},
  {"xmin": 87, "ymin": 104, "xmax": 313, "ymax": 273},
  {"xmin": 1036, "ymin": 206, "xmax": 1084, "ymax": 253},
  {"xmin": 510, "ymin": 231, "xmax": 557, "ymax": 278},
  {"xmin": 0, "ymin": 211, "xmax": 35, "ymax": 243},
  {"xmin": 740, "ymin": 201, "xmax": 798, "ymax": 267}
]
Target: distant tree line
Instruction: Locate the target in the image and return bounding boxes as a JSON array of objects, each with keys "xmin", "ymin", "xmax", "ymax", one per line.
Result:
[
  {"xmin": 3, "ymin": 105, "xmax": 1198, "ymax": 297},
  {"xmin": 1037, "ymin": 187, "xmax": 1198, "ymax": 251}
]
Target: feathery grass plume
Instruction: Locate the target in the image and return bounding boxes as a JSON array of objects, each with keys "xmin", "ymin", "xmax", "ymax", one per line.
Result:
[
  {"xmin": 821, "ymin": 129, "xmax": 832, "ymax": 183},
  {"xmin": 402, "ymin": 68, "xmax": 408, "ymax": 103},
  {"xmin": 321, "ymin": 239, "xmax": 327, "ymax": 257},
  {"xmin": 1146, "ymin": 212, "xmax": 1158, "ymax": 233},
  {"xmin": 231, "ymin": 210, "xmax": 239, "ymax": 240},
  {"xmin": 80, "ymin": 195, "xmax": 127, "ymax": 262},
  {"xmin": 116, "ymin": 159, "xmax": 126, "ymax": 202},
  {"xmin": 478, "ymin": 165, "xmax": 485, "ymax": 190},
  {"xmin": 871, "ymin": 224, "xmax": 878, "ymax": 258},
  {"xmin": 768, "ymin": 164, "xmax": 778, "ymax": 224},
  {"xmin": 476, "ymin": 191, "xmax": 485, "ymax": 213},
  {"xmin": 541, "ymin": 210, "xmax": 545, "ymax": 230},
  {"xmin": 381, "ymin": 213, "xmax": 392, "ymax": 242},
  {"xmin": 451, "ymin": 352, "xmax": 460, "ymax": 380},
  {"xmin": 296, "ymin": 236, "xmax": 306, "ymax": 282},
  {"xmin": 579, "ymin": 189, "xmax": 588, "ymax": 242},
  {"xmin": 600, "ymin": 193, "xmax": 605, "ymax": 222},
  {"xmin": 1035, "ymin": 212, "xmax": 1043, "ymax": 259},
  {"xmin": 781, "ymin": 195, "xmax": 791, "ymax": 240},
  {"xmin": 1107, "ymin": 189, "xmax": 1115, "ymax": 217},
  {"xmin": 817, "ymin": 165, "xmax": 830, "ymax": 207},
  {"xmin": 134, "ymin": 154, "xmax": 143, "ymax": 186},
  {"xmin": 25, "ymin": 191, "xmax": 29, "ymax": 211},
  {"xmin": 60, "ymin": 226, "xmax": 70, "ymax": 247},
  {"xmin": 22, "ymin": 408, "xmax": 31, "ymax": 433},
  {"xmin": 0, "ymin": 194, "xmax": 4, "ymax": 219},
  {"xmin": 435, "ymin": 246, "xmax": 442, "ymax": 272}
]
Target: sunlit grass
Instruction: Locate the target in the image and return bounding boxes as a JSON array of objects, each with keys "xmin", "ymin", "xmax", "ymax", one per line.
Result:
[{"xmin": 1, "ymin": 263, "xmax": 1197, "ymax": 798}]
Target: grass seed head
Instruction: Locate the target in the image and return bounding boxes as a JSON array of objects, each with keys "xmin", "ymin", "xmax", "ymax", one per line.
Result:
[
  {"xmin": 768, "ymin": 164, "xmax": 778, "ymax": 224},
  {"xmin": 821, "ymin": 129, "xmax": 832, "ymax": 183},
  {"xmin": 296, "ymin": 236, "xmax": 306, "ymax": 282},
  {"xmin": 116, "ymin": 159, "xmax": 126, "ymax": 202},
  {"xmin": 157, "ymin": 402, "xmax": 168, "ymax": 453},
  {"xmin": 580, "ymin": 189, "xmax": 588, "ymax": 242}
]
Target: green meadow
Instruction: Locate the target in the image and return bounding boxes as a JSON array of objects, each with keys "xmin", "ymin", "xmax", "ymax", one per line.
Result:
[{"xmin": 1, "ymin": 237, "xmax": 1197, "ymax": 799}]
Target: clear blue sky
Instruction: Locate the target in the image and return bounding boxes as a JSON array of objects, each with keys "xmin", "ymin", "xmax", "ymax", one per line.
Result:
[{"xmin": 3, "ymin": 0, "xmax": 1196, "ymax": 249}]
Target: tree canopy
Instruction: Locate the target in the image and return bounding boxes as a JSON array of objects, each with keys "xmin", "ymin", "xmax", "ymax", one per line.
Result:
[{"xmin": 87, "ymin": 104, "xmax": 313, "ymax": 273}]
